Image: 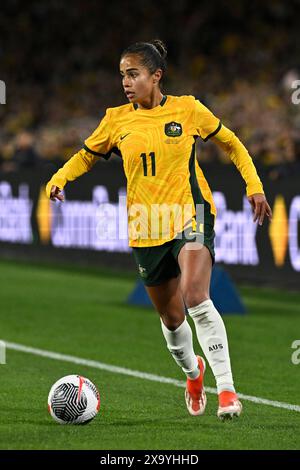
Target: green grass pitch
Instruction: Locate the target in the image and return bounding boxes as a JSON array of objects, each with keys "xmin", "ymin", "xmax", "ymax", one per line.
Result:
[{"xmin": 0, "ymin": 258, "xmax": 299, "ymax": 450}]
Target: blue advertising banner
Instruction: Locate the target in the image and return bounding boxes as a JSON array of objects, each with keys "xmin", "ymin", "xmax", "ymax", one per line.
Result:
[{"xmin": 0, "ymin": 161, "xmax": 299, "ymax": 287}]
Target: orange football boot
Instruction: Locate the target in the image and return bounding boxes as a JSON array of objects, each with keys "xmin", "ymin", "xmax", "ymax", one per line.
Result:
[
  {"xmin": 217, "ymin": 390, "xmax": 242, "ymax": 421},
  {"xmin": 185, "ymin": 356, "xmax": 207, "ymax": 416}
]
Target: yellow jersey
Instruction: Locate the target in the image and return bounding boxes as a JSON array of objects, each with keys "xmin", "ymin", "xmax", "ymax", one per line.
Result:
[{"xmin": 46, "ymin": 94, "xmax": 264, "ymax": 247}]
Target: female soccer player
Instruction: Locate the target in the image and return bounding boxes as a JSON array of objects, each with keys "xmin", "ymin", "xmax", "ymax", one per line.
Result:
[{"xmin": 46, "ymin": 40, "xmax": 272, "ymax": 420}]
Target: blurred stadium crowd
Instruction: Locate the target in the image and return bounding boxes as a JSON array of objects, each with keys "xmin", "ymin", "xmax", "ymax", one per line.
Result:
[{"xmin": 0, "ymin": 0, "xmax": 300, "ymax": 177}]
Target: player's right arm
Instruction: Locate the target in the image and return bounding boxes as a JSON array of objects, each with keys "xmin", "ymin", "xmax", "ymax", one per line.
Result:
[
  {"xmin": 46, "ymin": 149, "xmax": 99, "ymax": 201},
  {"xmin": 46, "ymin": 108, "xmax": 113, "ymax": 201}
]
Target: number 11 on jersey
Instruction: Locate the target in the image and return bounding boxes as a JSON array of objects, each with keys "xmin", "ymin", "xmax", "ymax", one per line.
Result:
[{"xmin": 140, "ymin": 152, "xmax": 156, "ymax": 176}]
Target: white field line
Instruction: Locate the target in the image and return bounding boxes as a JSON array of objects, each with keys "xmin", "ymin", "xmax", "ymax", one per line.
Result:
[{"xmin": 5, "ymin": 340, "xmax": 300, "ymax": 413}]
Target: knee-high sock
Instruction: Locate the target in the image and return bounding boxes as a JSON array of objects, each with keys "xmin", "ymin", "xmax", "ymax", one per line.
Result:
[
  {"xmin": 160, "ymin": 318, "xmax": 200, "ymax": 379},
  {"xmin": 188, "ymin": 299, "xmax": 235, "ymax": 393}
]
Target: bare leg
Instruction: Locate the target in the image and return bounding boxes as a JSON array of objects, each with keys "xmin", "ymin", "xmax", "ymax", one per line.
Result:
[
  {"xmin": 145, "ymin": 276, "xmax": 185, "ymax": 330},
  {"xmin": 178, "ymin": 243, "xmax": 212, "ymax": 308}
]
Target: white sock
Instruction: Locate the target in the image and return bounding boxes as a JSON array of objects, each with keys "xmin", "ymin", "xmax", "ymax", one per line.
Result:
[
  {"xmin": 160, "ymin": 318, "xmax": 200, "ymax": 379},
  {"xmin": 188, "ymin": 299, "xmax": 235, "ymax": 394}
]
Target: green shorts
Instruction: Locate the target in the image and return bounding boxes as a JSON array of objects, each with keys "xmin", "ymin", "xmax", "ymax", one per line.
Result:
[{"xmin": 132, "ymin": 220, "xmax": 215, "ymax": 287}]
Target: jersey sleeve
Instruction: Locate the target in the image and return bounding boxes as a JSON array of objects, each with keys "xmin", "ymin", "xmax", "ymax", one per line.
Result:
[
  {"xmin": 192, "ymin": 98, "xmax": 222, "ymax": 141},
  {"xmin": 84, "ymin": 108, "xmax": 114, "ymax": 159},
  {"xmin": 45, "ymin": 148, "xmax": 99, "ymax": 198},
  {"xmin": 212, "ymin": 125, "xmax": 264, "ymax": 196}
]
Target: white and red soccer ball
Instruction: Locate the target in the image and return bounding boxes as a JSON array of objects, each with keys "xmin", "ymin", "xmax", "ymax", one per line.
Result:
[{"xmin": 48, "ymin": 375, "xmax": 100, "ymax": 424}]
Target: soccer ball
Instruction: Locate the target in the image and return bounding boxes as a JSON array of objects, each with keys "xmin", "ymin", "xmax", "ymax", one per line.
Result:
[{"xmin": 48, "ymin": 374, "xmax": 100, "ymax": 424}]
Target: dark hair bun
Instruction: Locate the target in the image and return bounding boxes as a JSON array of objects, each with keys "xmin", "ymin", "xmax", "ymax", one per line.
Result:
[{"xmin": 150, "ymin": 39, "xmax": 167, "ymax": 59}]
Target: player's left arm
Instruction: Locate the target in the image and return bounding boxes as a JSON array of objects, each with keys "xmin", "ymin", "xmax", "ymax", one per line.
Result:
[
  {"xmin": 211, "ymin": 125, "xmax": 272, "ymax": 226},
  {"xmin": 192, "ymin": 97, "xmax": 272, "ymax": 225}
]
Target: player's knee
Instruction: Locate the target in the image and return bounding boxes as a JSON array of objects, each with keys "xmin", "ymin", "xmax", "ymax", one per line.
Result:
[
  {"xmin": 186, "ymin": 295, "xmax": 209, "ymax": 309},
  {"xmin": 160, "ymin": 311, "xmax": 185, "ymax": 331},
  {"xmin": 182, "ymin": 282, "xmax": 210, "ymax": 309}
]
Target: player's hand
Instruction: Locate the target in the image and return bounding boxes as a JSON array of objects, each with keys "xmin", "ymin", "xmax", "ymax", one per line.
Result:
[
  {"xmin": 49, "ymin": 185, "xmax": 64, "ymax": 202},
  {"xmin": 247, "ymin": 193, "xmax": 272, "ymax": 226}
]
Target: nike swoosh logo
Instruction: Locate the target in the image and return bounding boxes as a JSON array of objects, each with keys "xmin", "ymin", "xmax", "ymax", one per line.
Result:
[{"xmin": 120, "ymin": 133, "xmax": 130, "ymax": 141}]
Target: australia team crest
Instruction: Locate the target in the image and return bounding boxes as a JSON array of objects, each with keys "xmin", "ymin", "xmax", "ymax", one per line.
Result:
[{"xmin": 164, "ymin": 121, "xmax": 182, "ymax": 137}]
